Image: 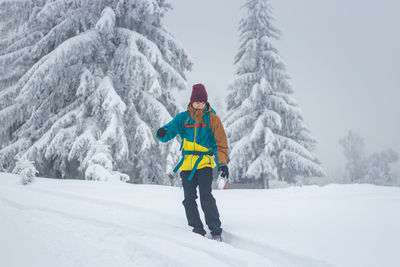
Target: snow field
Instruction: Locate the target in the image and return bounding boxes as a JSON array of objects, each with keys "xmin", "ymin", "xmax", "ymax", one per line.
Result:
[{"xmin": 1, "ymin": 173, "xmax": 399, "ymax": 267}]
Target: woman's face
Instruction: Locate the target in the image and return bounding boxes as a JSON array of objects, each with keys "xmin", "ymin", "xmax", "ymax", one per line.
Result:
[{"xmin": 192, "ymin": 101, "xmax": 206, "ymax": 110}]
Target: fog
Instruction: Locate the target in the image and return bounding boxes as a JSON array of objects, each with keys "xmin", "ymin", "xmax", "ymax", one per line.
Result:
[{"xmin": 164, "ymin": 0, "xmax": 400, "ymax": 176}]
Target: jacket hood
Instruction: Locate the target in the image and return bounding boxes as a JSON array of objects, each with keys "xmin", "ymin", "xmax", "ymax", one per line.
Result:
[
  {"xmin": 187, "ymin": 102, "xmax": 216, "ymax": 124},
  {"xmin": 187, "ymin": 102, "xmax": 216, "ymax": 114}
]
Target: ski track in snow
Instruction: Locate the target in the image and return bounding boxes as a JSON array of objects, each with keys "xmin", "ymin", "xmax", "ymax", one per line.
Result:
[
  {"xmin": 223, "ymin": 231, "xmax": 332, "ymax": 267},
  {"xmin": 0, "ymin": 179, "xmax": 335, "ymax": 267}
]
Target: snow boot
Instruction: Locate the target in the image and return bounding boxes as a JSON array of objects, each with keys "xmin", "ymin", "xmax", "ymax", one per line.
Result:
[
  {"xmin": 211, "ymin": 234, "xmax": 223, "ymax": 242},
  {"xmin": 193, "ymin": 227, "xmax": 206, "ymax": 237}
]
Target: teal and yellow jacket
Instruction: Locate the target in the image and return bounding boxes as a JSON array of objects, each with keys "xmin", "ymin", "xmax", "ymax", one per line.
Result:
[{"xmin": 156, "ymin": 103, "xmax": 229, "ymax": 180}]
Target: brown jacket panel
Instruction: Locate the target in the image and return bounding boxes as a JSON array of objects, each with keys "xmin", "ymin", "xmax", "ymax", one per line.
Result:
[{"xmin": 209, "ymin": 113, "xmax": 229, "ymax": 166}]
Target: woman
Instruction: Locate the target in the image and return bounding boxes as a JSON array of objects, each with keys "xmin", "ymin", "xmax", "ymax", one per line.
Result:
[{"xmin": 156, "ymin": 83, "xmax": 229, "ymax": 241}]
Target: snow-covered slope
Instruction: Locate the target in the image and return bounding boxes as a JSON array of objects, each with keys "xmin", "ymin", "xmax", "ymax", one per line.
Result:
[{"xmin": 0, "ymin": 173, "xmax": 399, "ymax": 267}]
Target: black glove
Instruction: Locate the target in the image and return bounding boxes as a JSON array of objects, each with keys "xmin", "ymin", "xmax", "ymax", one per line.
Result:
[
  {"xmin": 157, "ymin": 127, "xmax": 167, "ymax": 138},
  {"xmin": 219, "ymin": 165, "xmax": 229, "ymax": 179}
]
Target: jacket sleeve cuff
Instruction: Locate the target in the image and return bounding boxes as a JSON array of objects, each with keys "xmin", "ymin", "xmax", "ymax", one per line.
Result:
[{"xmin": 218, "ymin": 163, "xmax": 227, "ymax": 170}]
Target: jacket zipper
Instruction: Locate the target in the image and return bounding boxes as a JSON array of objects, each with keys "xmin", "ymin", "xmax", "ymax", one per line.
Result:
[
  {"xmin": 191, "ymin": 110, "xmax": 197, "ymax": 168},
  {"xmin": 192, "ymin": 126, "xmax": 197, "ymax": 168}
]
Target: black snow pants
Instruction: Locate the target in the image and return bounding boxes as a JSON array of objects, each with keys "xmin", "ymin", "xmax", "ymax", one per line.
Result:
[{"xmin": 180, "ymin": 167, "xmax": 222, "ymax": 236}]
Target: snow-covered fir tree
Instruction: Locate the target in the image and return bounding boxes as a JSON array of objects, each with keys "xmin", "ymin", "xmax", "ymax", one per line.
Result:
[
  {"xmin": 224, "ymin": 0, "xmax": 325, "ymax": 186},
  {"xmin": 0, "ymin": 0, "xmax": 192, "ymax": 184},
  {"xmin": 13, "ymin": 156, "xmax": 38, "ymax": 185}
]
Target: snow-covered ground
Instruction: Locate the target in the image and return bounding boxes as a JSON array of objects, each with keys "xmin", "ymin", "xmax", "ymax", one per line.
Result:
[{"xmin": 1, "ymin": 173, "xmax": 399, "ymax": 267}]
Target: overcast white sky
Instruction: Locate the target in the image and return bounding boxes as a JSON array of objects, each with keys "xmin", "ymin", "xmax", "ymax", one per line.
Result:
[{"xmin": 164, "ymin": 0, "xmax": 400, "ymax": 176}]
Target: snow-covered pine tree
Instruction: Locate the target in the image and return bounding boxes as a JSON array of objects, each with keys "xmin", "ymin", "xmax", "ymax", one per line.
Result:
[
  {"xmin": 13, "ymin": 156, "xmax": 38, "ymax": 185},
  {"xmin": 224, "ymin": 0, "xmax": 325, "ymax": 186},
  {"xmin": 0, "ymin": 0, "xmax": 192, "ymax": 184}
]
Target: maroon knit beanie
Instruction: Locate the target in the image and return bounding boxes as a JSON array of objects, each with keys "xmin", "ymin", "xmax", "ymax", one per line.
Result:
[{"xmin": 190, "ymin": 83, "xmax": 208, "ymax": 103}]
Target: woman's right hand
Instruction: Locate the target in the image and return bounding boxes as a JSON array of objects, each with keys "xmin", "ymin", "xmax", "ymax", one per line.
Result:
[{"xmin": 157, "ymin": 128, "xmax": 167, "ymax": 138}]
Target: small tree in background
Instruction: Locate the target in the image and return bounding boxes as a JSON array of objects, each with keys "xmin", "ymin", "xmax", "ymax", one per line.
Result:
[
  {"xmin": 13, "ymin": 156, "xmax": 38, "ymax": 185},
  {"xmin": 365, "ymin": 149, "xmax": 399, "ymax": 186},
  {"xmin": 339, "ymin": 131, "xmax": 368, "ymax": 182},
  {"xmin": 340, "ymin": 130, "xmax": 399, "ymax": 186}
]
